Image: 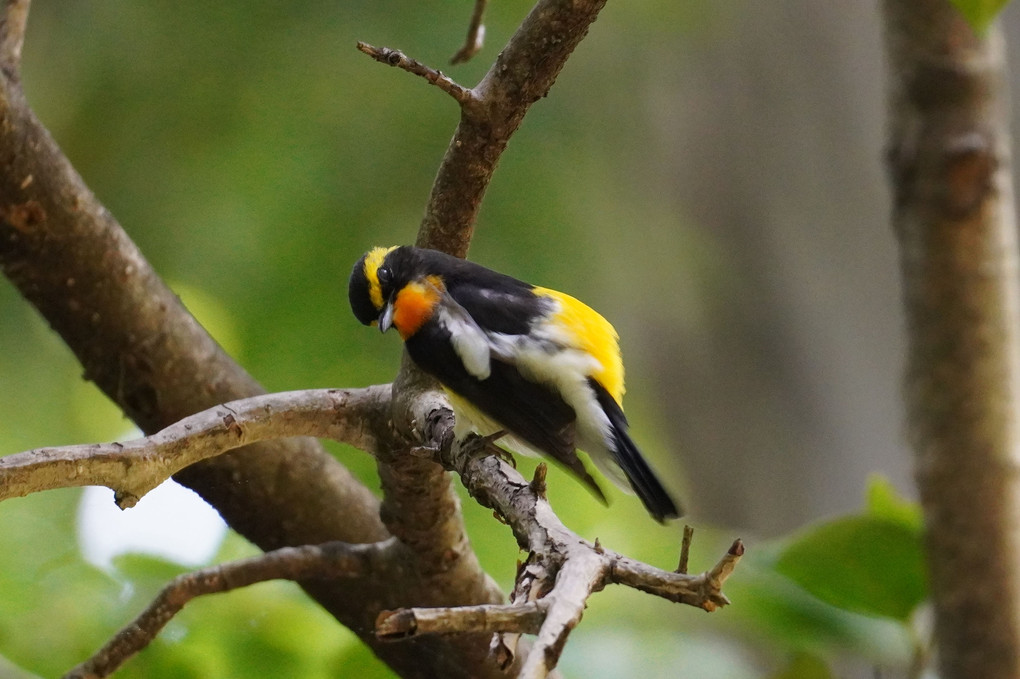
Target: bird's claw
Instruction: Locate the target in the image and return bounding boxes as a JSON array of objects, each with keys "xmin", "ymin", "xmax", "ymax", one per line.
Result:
[{"xmin": 459, "ymin": 430, "xmax": 515, "ymax": 467}]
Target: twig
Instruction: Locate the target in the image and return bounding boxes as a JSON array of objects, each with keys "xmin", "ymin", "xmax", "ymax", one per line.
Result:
[
  {"xmin": 451, "ymin": 0, "xmax": 488, "ymax": 64},
  {"xmin": 64, "ymin": 540, "xmax": 399, "ymax": 679},
  {"xmin": 376, "ymin": 601, "xmax": 547, "ymax": 640},
  {"xmin": 0, "ymin": 387, "xmax": 392, "ymax": 507},
  {"xmin": 356, "ymin": 42, "xmax": 476, "ymax": 107},
  {"xmin": 611, "ymin": 540, "xmax": 742, "ymax": 612},
  {"xmin": 676, "ymin": 524, "xmax": 695, "ymax": 573}
]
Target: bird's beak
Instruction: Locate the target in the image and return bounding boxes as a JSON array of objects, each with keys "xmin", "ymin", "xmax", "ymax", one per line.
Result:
[{"xmin": 378, "ymin": 299, "xmax": 395, "ymax": 333}]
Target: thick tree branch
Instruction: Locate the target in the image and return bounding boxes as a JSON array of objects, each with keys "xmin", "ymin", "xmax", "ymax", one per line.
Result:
[
  {"xmin": 419, "ymin": 0, "xmax": 608, "ymax": 256},
  {"xmin": 882, "ymin": 3, "xmax": 1020, "ymax": 678},
  {"xmin": 0, "ymin": 18, "xmax": 435, "ymax": 674}
]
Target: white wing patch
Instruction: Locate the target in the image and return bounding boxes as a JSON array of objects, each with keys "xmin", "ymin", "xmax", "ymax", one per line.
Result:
[
  {"xmin": 439, "ymin": 291, "xmax": 628, "ymax": 489},
  {"xmin": 436, "ymin": 293, "xmax": 493, "ymax": 380}
]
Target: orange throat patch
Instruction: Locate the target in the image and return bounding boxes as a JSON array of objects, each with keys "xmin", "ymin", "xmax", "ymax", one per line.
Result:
[{"xmin": 393, "ymin": 277, "xmax": 443, "ymax": 339}]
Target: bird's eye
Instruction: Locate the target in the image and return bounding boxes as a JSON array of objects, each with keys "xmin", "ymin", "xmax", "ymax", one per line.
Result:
[{"xmin": 377, "ymin": 266, "xmax": 392, "ymax": 286}]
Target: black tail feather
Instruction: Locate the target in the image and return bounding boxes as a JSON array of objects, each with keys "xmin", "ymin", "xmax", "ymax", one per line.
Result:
[
  {"xmin": 589, "ymin": 379, "xmax": 683, "ymax": 522},
  {"xmin": 611, "ymin": 422, "xmax": 682, "ymax": 522}
]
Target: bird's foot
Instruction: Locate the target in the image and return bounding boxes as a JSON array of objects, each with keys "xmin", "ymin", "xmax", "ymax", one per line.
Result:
[{"xmin": 459, "ymin": 430, "xmax": 516, "ymax": 467}]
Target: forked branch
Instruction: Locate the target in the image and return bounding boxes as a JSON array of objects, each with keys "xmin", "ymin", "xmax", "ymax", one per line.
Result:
[{"xmin": 0, "ymin": 386, "xmax": 741, "ymax": 679}]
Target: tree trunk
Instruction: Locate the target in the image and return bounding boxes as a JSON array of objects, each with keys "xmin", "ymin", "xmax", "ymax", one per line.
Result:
[{"xmin": 882, "ymin": 3, "xmax": 1020, "ymax": 677}]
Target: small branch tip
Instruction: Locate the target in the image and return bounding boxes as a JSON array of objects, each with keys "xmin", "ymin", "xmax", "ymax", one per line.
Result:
[
  {"xmin": 530, "ymin": 463, "xmax": 548, "ymax": 498},
  {"xmin": 356, "ymin": 40, "xmax": 476, "ymax": 108},
  {"xmin": 676, "ymin": 524, "xmax": 695, "ymax": 574}
]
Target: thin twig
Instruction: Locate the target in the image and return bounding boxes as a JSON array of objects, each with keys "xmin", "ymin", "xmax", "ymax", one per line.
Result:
[
  {"xmin": 706, "ymin": 539, "xmax": 745, "ymax": 595},
  {"xmin": 608, "ymin": 540, "xmax": 742, "ymax": 612},
  {"xmin": 64, "ymin": 540, "xmax": 399, "ymax": 679},
  {"xmin": 676, "ymin": 524, "xmax": 695, "ymax": 573},
  {"xmin": 451, "ymin": 0, "xmax": 488, "ymax": 64},
  {"xmin": 356, "ymin": 41, "xmax": 476, "ymax": 107}
]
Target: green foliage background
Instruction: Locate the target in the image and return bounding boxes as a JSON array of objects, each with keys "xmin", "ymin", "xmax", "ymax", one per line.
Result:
[{"xmin": 2, "ymin": 0, "xmax": 993, "ymax": 676}]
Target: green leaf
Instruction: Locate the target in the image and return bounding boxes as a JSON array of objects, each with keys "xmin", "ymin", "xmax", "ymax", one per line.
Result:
[
  {"xmin": 865, "ymin": 474, "xmax": 921, "ymax": 530},
  {"xmin": 774, "ymin": 515, "xmax": 926, "ymax": 621},
  {"xmin": 950, "ymin": 0, "xmax": 1012, "ymax": 32},
  {"xmin": 724, "ymin": 560, "xmax": 915, "ymax": 663}
]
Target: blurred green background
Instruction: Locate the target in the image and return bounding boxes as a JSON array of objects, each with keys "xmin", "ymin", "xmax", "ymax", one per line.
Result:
[{"xmin": 3, "ymin": 1, "xmax": 1014, "ymax": 677}]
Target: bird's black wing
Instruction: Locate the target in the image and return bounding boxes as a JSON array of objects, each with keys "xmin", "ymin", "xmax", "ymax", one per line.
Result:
[
  {"xmin": 415, "ymin": 248, "xmax": 547, "ymax": 335},
  {"xmin": 405, "ymin": 317, "xmax": 607, "ymax": 502}
]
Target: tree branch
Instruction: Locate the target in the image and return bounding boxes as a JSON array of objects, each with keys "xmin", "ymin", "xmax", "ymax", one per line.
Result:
[
  {"xmin": 356, "ymin": 42, "xmax": 477, "ymax": 107},
  {"xmin": 0, "ymin": 9, "xmax": 506, "ymax": 676},
  {"xmin": 65, "ymin": 540, "xmax": 401, "ymax": 679},
  {"xmin": 409, "ymin": 427, "xmax": 742, "ymax": 676},
  {"xmin": 882, "ymin": 3, "xmax": 1020, "ymax": 678},
  {"xmin": 0, "ymin": 387, "xmax": 391, "ymax": 506},
  {"xmin": 3, "ymin": 385, "xmax": 739, "ymax": 677},
  {"xmin": 0, "ymin": 0, "xmax": 697, "ymax": 675},
  {"xmin": 359, "ymin": 0, "xmax": 608, "ymax": 257}
]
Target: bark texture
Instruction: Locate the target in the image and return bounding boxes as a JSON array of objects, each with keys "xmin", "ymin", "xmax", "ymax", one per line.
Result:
[{"xmin": 882, "ymin": 3, "xmax": 1020, "ymax": 677}]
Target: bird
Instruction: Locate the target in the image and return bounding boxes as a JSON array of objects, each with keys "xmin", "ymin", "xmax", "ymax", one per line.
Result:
[{"xmin": 348, "ymin": 245, "xmax": 681, "ymax": 522}]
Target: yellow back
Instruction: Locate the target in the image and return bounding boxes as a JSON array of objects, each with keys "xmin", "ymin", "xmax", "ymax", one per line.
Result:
[{"xmin": 532, "ymin": 286, "xmax": 625, "ymax": 405}]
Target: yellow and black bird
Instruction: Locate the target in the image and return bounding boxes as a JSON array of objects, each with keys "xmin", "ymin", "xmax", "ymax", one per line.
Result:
[{"xmin": 348, "ymin": 245, "xmax": 681, "ymax": 522}]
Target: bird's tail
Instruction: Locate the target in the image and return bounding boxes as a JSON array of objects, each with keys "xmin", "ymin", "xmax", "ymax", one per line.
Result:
[
  {"xmin": 589, "ymin": 379, "xmax": 683, "ymax": 522},
  {"xmin": 610, "ymin": 423, "xmax": 682, "ymax": 522}
]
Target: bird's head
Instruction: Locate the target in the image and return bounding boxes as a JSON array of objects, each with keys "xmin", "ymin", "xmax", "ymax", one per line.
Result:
[{"xmin": 349, "ymin": 245, "xmax": 444, "ymax": 339}]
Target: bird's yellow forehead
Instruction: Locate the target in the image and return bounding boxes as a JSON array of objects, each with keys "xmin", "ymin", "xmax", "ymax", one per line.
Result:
[{"xmin": 363, "ymin": 246, "xmax": 397, "ymax": 310}]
